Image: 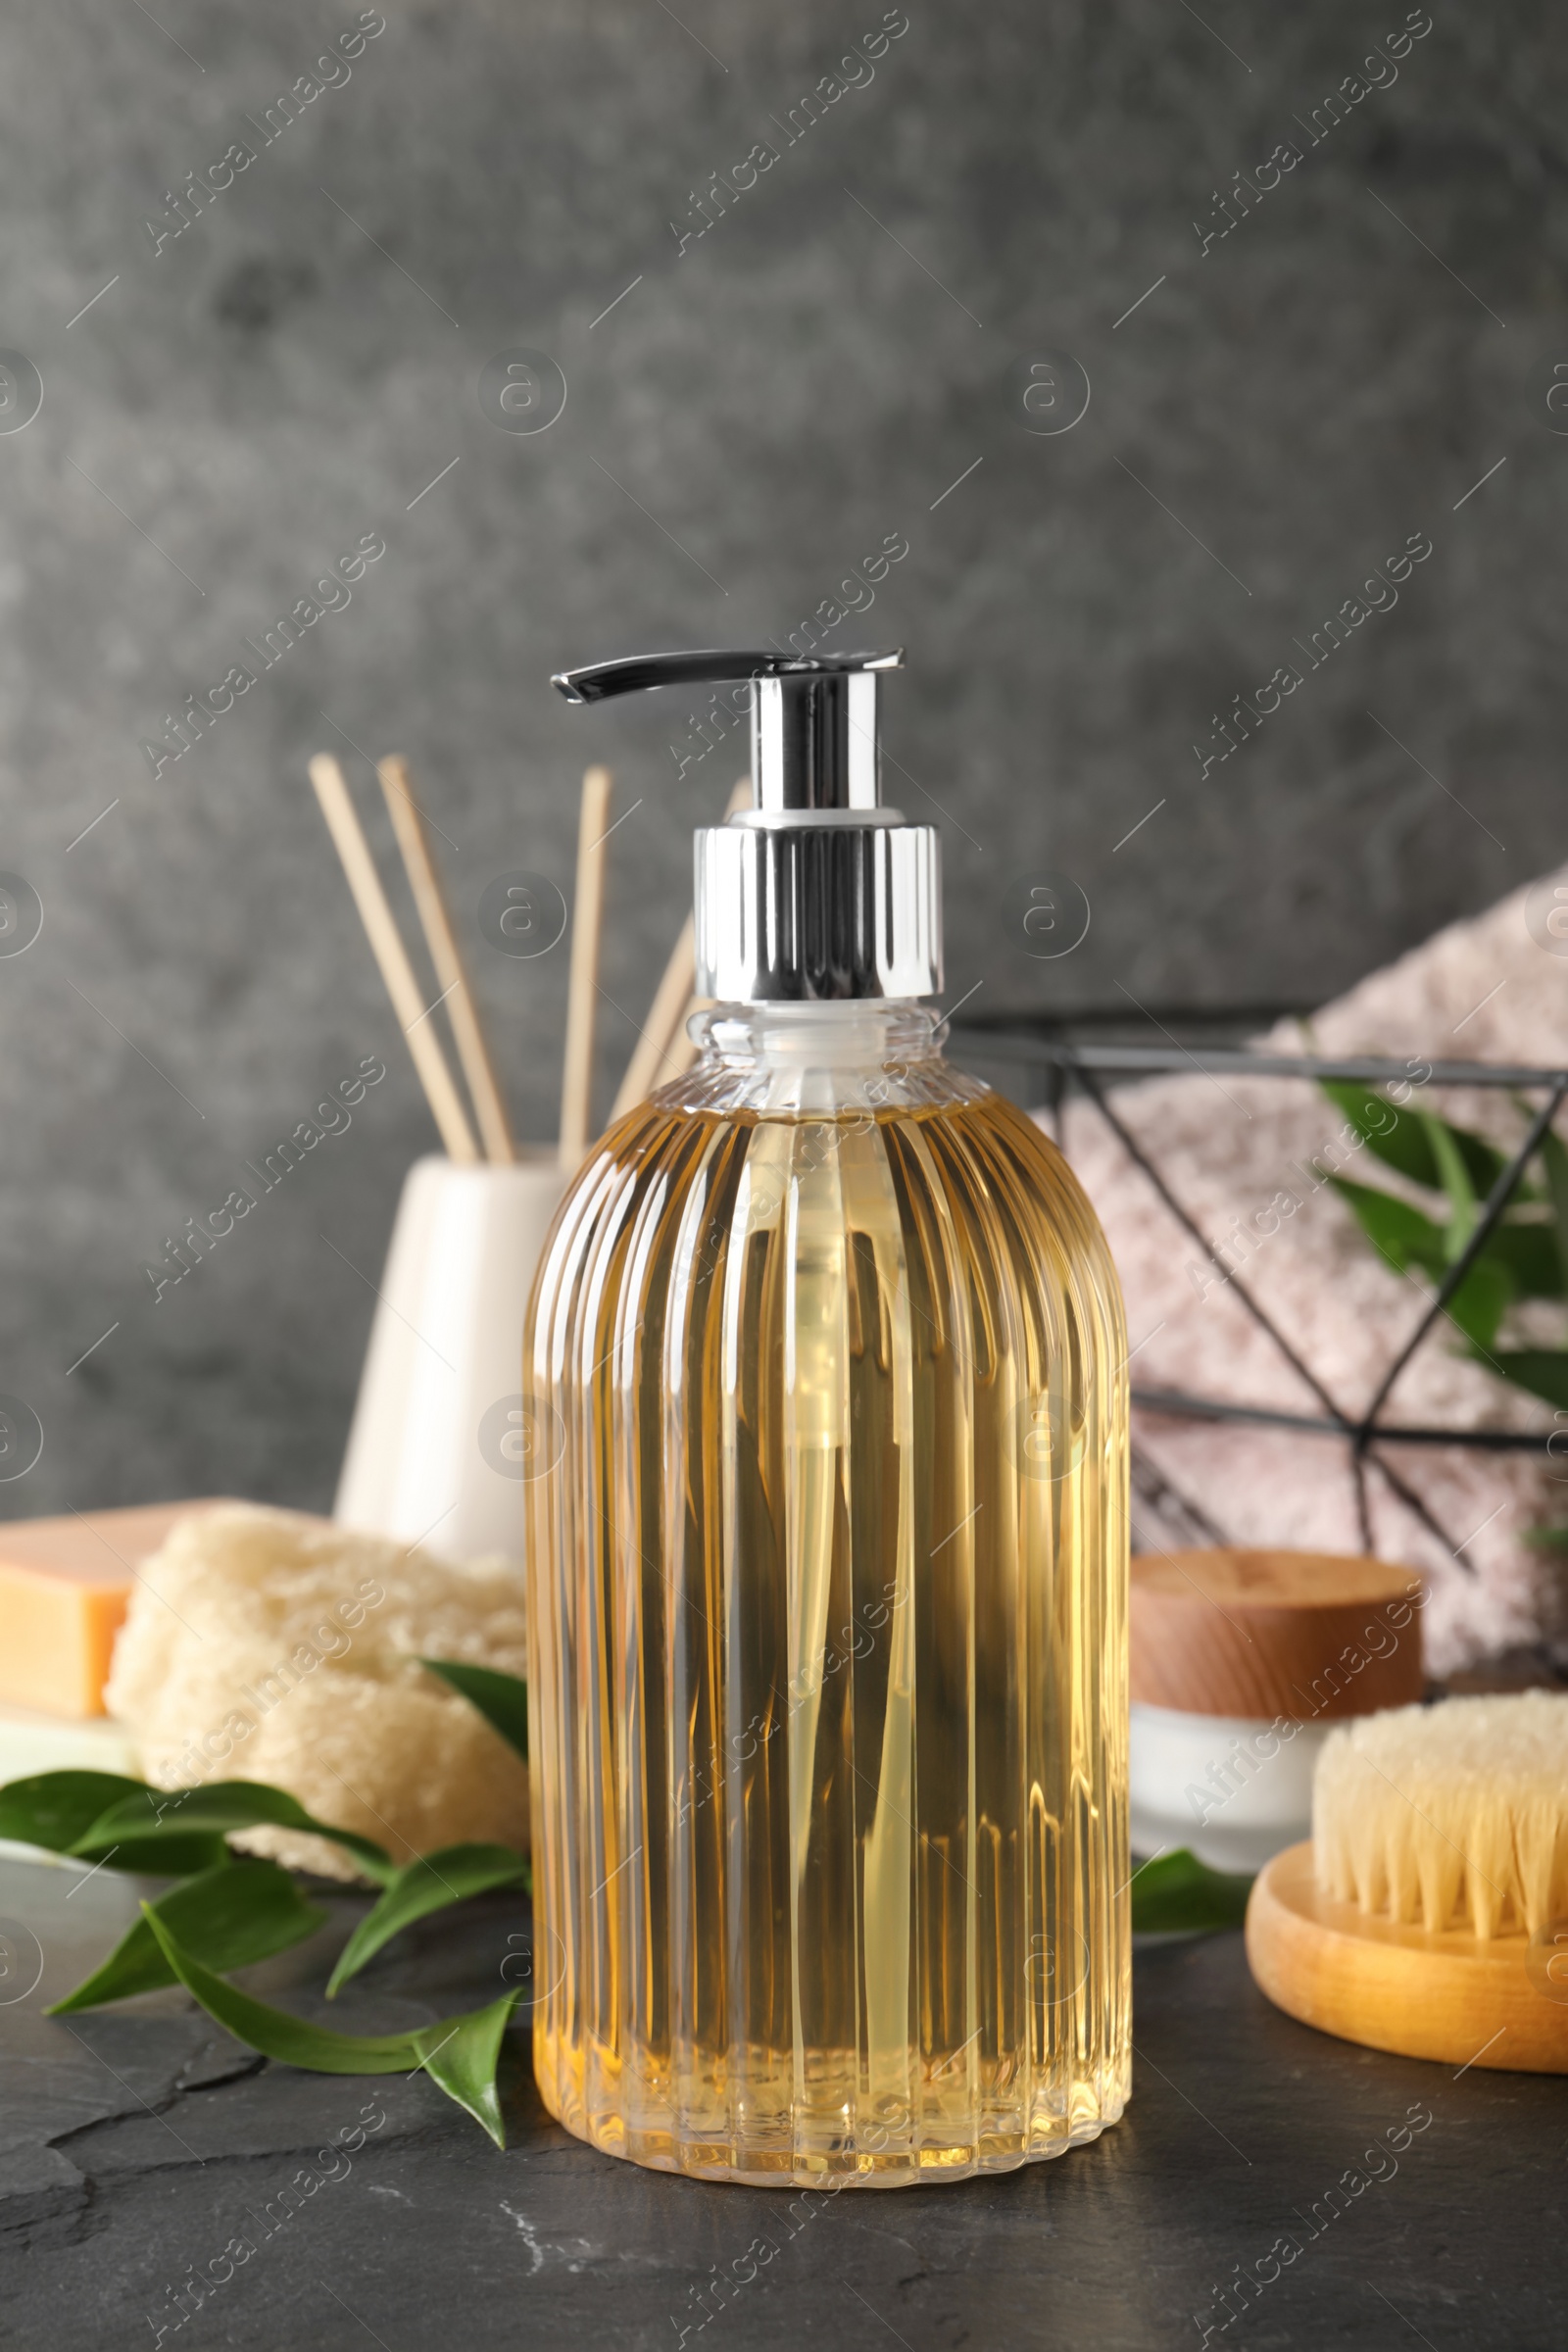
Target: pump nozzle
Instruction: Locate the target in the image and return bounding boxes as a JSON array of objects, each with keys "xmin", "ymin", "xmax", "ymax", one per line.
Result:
[
  {"xmin": 551, "ymin": 644, "xmax": 939, "ymax": 1004},
  {"xmin": 553, "ymin": 648, "xmax": 904, "ymax": 814},
  {"xmin": 552, "ymin": 647, "xmax": 903, "ymax": 702}
]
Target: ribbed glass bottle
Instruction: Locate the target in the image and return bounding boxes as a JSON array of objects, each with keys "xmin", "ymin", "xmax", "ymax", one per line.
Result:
[{"xmin": 523, "ymin": 1004, "xmax": 1129, "ymax": 2186}]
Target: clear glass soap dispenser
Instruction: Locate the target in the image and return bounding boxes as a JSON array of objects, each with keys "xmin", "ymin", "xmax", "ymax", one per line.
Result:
[{"xmin": 524, "ymin": 647, "xmax": 1129, "ymax": 2185}]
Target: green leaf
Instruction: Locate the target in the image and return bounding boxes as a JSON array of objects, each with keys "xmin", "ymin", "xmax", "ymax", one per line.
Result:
[
  {"xmin": 76, "ymin": 1831, "xmax": 235, "ymax": 1876},
  {"xmin": 1541, "ymin": 1129, "xmax": 1568, "ymax": 1294},
  {"xmin": 1422, "ymin": 1111, "xmax": 1480, "ymax": 1261},
  {"xmin": 1442, "ymin": 1256, "xmax": 1514, "ymax": 1353},
  {"xmin": 74, "ymin": 1782, "xmax": 396, "ymax": 1886},
  {"xmin": 416, "ymin": 1991, "xmax": 518, "ymax": 2147},
  {"xmin": 420, "ymin": 1659, "xmax": 529, "ymax": 1766},
  {"xmin": 1319, "ymin": 1083, "xmax": 1513, "ymax": 1199},
  {"xmin": 1320, "ymin": 1083, "xmax": 1443, "ymax": 1189},
  {"xmin": 0, "ymin": 1771, "xmax": 148, "ymax": 1851},
  {"xmin": 140, "ymin": 1906, "xmax": 519, "ymax": 2147},
  {"xmin": 1449, "ymin": 1124, "xmax": 1514, "ymax": 1199},
  {"xmin": 0, "ymin": 1770, "xmax": 228, "ymax": 1876},
  {"xmin": 327, "ymin": 1843, "xmax": 530, "ymax": 1995},
  {"xmin": 1331, "ymin": 1174, "xmax": 1528, "ymax": 1348},
  {"xmin": 48, "ymin": 1859, "xmax": 324, "ymax": 2014},
  {"xmin": 1483, "ymin": 1219, "xmax": 1565, "ymax": 1300},
  {"xmin": 1477, "ymin": 1349, "xmax": 1568, "ymax": 1410},
  {"xmin": 1328, "ymin": 1178, "xmax": 1446, "ymax": 1276},
  {"xmin": 1131, "ymin": 1848, "xmax": 1253, "ymax": 1934},
  {"xmin": 140, "ymin": 1907, "xmax": 434, "ymax": 2068},
  {"xmin": 1522, "ymin": 1526, "xmax": 1568, "ymax": 1551}
]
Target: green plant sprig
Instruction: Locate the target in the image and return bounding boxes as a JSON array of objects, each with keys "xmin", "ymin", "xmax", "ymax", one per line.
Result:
[
  {"xmin": 1322, "ymin": 1080, "xmax": 1568, "ymax": 1404},
  {"xmin": 0, "ymin": 1657, "xmax": 534, "ymax": 2142}
]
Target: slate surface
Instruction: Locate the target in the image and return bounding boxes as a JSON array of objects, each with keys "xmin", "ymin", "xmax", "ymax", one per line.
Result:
[
  {"xmin": 0, "ymin": 1854, "xmax": 1561, "ymax": 2350},
  {"xmin": 0, "ymin": 0, "xmax": 1564, "ymax": 1520}
]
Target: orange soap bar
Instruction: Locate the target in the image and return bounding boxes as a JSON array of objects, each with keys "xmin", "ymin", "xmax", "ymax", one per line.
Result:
[{"xmin": 0, "ymin": 1501, "xmax": 224, "ymax": 1719}]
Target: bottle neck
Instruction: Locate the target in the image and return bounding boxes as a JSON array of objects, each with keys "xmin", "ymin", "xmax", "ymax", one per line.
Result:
[
  {"xmin": 670, "ymin": 1001, "xmax": 982, "ymax": 1119},
  {"xmin": 698, "ymin": 1000, "xmax": 944, "ymax": 1070}
]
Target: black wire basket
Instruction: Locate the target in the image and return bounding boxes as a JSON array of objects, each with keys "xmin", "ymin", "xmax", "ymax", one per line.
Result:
[{"xmin": 950, "ymin": 1008, "xmax": 1568, "ymax": 1582}]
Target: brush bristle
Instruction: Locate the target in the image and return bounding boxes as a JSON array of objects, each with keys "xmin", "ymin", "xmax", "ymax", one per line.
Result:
[{"xmin": 1313, "ymin": 1690, "xmax": 1568, "ymax": 1939}]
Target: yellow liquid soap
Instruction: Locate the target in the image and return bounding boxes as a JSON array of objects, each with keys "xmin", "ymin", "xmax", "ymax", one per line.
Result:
[{"xmin": 524, "ymin": 1005, "xmax": 1130, "ymax": 2186}]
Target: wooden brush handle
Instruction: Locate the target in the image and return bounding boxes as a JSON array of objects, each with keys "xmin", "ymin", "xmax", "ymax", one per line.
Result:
[{"xmin": 1247, "ymin": 1841, "xmax": 1568, "ymax": 2074}]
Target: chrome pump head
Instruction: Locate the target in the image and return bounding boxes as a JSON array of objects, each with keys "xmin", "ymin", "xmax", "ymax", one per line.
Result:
[{"xmin": 551, "ymin": 648, "xmax": 942, "ymax": 1003}]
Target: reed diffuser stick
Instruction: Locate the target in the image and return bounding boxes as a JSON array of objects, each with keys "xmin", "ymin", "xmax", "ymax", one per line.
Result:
[
  {"xmin": 377, "ymin": 755, "xmax": 514, "ymax": 1165},
  {"xmin": 307, "ymin": 754, "xmax": 479, "ymax": 1163},
  {"xmin": 559, "ymin": 764, "xmax": 613, "ymax": 1167},
  {"xmin": 608, "ymin": 778, "xmax": 750, "ymax": 1122},
  {"xmin": 608, "ymin": 913, "xmax": 695, "ymax": 1123}
]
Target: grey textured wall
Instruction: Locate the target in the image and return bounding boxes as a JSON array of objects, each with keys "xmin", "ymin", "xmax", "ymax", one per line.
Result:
[{"xmin": 2, "ymin": 0, "xmax": 1563, "ymax": 1516}]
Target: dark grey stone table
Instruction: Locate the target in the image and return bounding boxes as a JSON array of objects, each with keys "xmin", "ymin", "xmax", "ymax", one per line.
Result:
[{"xmin": 0, "ymin": 1854, "xmax": 1560, "ymax": 2351}]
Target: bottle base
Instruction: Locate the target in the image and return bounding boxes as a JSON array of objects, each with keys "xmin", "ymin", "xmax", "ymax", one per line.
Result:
[{"xmin": 534, "ymin": 2051, "xmax": 1127, "ymax": 2188}]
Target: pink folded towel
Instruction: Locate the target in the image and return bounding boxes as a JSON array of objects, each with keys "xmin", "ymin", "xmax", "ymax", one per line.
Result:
[{"xmin": 1054, "ymin": 867, "xmax": 1568, "ymax": 1672}]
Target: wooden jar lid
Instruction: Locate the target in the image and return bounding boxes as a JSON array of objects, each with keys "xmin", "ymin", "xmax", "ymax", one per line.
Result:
[{"xmin": 1130, "ymin": 1547, "xmax": 1423, "ymax": 1721}]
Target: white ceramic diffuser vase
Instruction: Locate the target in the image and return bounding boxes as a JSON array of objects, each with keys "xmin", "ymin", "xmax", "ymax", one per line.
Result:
[{"xmin": 334, "ymin": 1152, "xmax": 567, "ymax": 1564}]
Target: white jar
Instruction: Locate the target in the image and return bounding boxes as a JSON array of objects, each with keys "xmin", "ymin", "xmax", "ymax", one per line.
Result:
[{"xmin": 1131, "ymin": 1700, "xmax": 1335, "ymax": 1877}]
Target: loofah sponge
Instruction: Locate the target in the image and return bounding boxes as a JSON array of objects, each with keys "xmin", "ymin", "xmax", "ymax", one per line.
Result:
[
  {"xmin": 1312, "ymin": 1690, "xmax": 1568, "ymax": 1939},
  {"xmin": 105, "ymin": 1504, "xmax": 529, "ymax": 1881}
]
